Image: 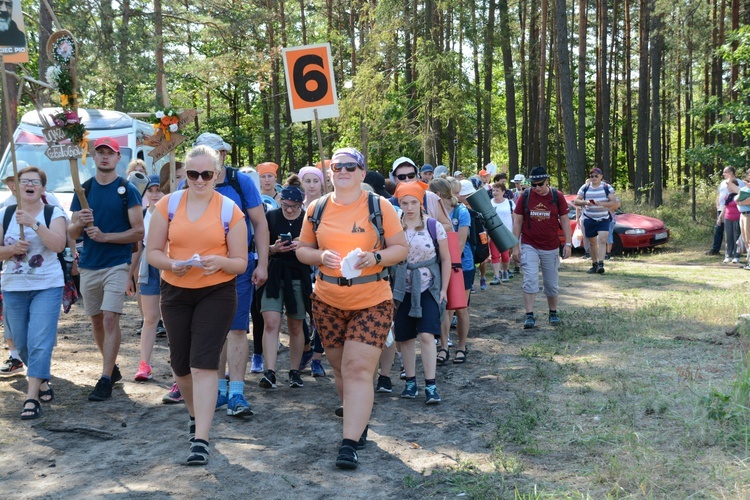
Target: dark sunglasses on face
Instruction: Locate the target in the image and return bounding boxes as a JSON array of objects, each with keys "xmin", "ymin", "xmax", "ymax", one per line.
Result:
[
  {"xmin": 331, "ymin": 162, "xmax": 360, "ymax": 172},
  {"xmin": 19, "ymin": 179, "xmax": 42, "ymax": 186},
  {"xmin": 531, "ymin": 181, "xmax": 545, "ymax": 187},
  {"xmin": 186, "ymin": 170, "xmax": 215, "ymax": 181},
  {"xmin": 396, "ymin": 173, "xmax": 417, "ymax": 181},
  {"xmin": 589, "ymin": 174, "xmax": 601, "ymax": 178}
]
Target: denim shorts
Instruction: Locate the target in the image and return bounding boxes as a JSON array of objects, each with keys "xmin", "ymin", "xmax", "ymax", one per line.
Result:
[
  {"xmin": 583, "ymin": 217, "xmax": 611, "ymax": 238},
  {"xmin": 139, "ymin": 264, "xmax": 161, "ymax": 296},
  {"xmin": 393, "ymin": 291, "xmax": 442, "ymax": 341}
]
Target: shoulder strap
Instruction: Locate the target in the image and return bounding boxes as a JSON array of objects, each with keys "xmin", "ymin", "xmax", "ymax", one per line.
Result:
[
  {"xmin": 2, "ymin": 204, "xmax": 16, "ymax": 234},
  {"xmin": 367, "ymin": 191, "xmax": 385, "ymax": 250},
  {"xmin": 220, "ymin": 195, "xmax": 234, "ymax": 234},
  {"xmin": 224, "ymin": 167, "xmax": 246, "ymax": 212},
  {"xmin": 44, "ymin": 204, "xmax": 54, "ymax": 227},
  {"xmin": 83, "ymin": 177, "xmax": 129, "ymax": 211},
  {"xmin": 309, "ymin": 193, "xmax": 332, "ymax": 235},
  {"xmin": 552, "ymin": 188, "xmax": 558, "ymax": 206},
  {"xmin": 426, "ymin": 217, "xmax": 438, "ymax": 245},
  {"xmin": 167, "ymin": 190, "xmax": 185, "ymax": 221},
  {"xmin": 582, "ymin": 184, "xmax": 589, "ymax": 199},
  {"xmin": 82, "ymin": 177, "xmax": 93, "ymax": 198}
]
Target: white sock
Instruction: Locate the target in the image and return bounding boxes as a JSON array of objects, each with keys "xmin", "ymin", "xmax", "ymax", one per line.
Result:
[{"xmin": 9, "ymin": 349, "xmax": 20, "ymax": 359}]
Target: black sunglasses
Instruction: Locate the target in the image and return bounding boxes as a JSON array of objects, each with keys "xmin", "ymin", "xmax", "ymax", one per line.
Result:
[
  {"xmin": 531, "ymin": 181, "xmax": 545, "ymax": 187},
  {"xmin": 589, "ymin": 174, "xmax": 601, "ymax": 178},
  {"xmin": 331, "ymin": 162, "xmax": 361, "ymax": 172},
  {"xmin": 186, "ymin": 170, "xmax": 215, "ymax": 181},
  {"xmin": 396, "ymin": 172, "xmax": 417, "ymax": 181}
]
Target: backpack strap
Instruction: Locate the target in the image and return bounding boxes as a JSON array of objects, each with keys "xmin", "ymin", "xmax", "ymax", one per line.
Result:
[
  {"xmin": 219, "ymin": 195, "xmax": 235, "ymax": 234},
  {"xmin": 224, "ymin": 167, "xmax": 247, "ymax": 212},
  {"xmin": 582, "ymin": 183, "xmax": 609, "ymax": 200},
  {"xmin": 43, "ymin": 204, "xmax": 54, "ymax": 227},
  {"xmin": 367, "ymin": 191, "xmax": 385, "ymax": 250},
  {"xmin": 308, "ymin": 193, "xmax": 333, "ymax": 237},
  {"xmin": 83, "ymin": 176, "xmax": 129, "ymax": 212},
  {"xmin": 167, "ymin": 190, "xmax": 185, "ymax": 222},
  {"xmin": 2, "ymin": 204, "xmax": 16, "ymax": 235},
  {"xmin": 426, "ymin": 217, "xmax": 439, "ymax": 261}
]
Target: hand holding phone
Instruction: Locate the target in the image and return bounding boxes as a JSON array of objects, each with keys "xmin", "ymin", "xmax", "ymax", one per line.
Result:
[
  {"xmin": 589, "ymin": 199, "xmax": 597, "ymax": 205},
  {"xmin": 280, "ymin": 233, "xmax": 292, "ymax": 244}
]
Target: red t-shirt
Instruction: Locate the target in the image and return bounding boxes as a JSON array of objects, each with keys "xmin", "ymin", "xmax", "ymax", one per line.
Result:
[{"xmin": 513, "ymin": 188, "xmax": 568, "ymax": 251}]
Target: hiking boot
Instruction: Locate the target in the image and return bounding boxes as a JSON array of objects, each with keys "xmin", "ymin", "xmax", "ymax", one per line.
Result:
[
  {"xmin": 299, "ymin": 349, "xmax": 314, "ymax": 372},
  {"xmin": 490, "ymin": 276, "xmax": 502, "ymax": 285},
  {"xmin": 134, "ymin": 360, "xmax": 153, "ymax": 381},
  {"xmin": 227, "ymin": 393, "xmax": 253, "ymax": 416},
  {"xmin": 401, "ymin": 379, "xmax": 418, "ymax": 399},
  {"xmin": 163, "ymin": 382, "xmax": 184, "ymax": 404},
  {"xmin": 502, "ymin": 271, "xmax": 510, "ymax": 282},
  {"xmin": 289, "ymin": 370, "xmax": 304, "ymax": 388},
  {"xmin": 250, "ymin": 354, "xmax": 264, "ymax": 373},
  {"xmin": 548, "ymin": 312, "xmax": 561, "ymax": 326},
  {"xmin": 596, "ymin": 261, "xmax": 605, "ymax": 274},
  {"xmin": 523, "ymin": 314, "xmax": 536, "ymax": 329},
  {"xmin": 480, "ymin": 277, "xmax": 487, "ymax": 290},
  {"xmin": 376, "ymin": 374, "xmax": 392, "ymax": 393},
  {"xmin": 311, "ymin": 359, "xmax": 326, "ymax": 377},
  {"xmin": 587, "ymin": 263, "xmax": 599, "ymax": 274},
  {"xmin": 259, "ymin": 370, "xmax": 277, "ymax": 389},
  {"xmin": 215, "ymin": 390, "xmax": 228, "ymax": 411},
  {"xmin": 88, "ymin": 377, "xmax": 113, "ymax": 401},
  {"xmin": 425, "ymin": 384, "xmax": 441, "ymax": 404},
  {"xmin": 0, "ymin": 356, "xmax": 24, "ymax": 377}
]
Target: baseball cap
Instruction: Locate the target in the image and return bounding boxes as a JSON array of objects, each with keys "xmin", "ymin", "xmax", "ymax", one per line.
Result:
[
  {"xmin": 420, "ymin": 164, "xmax": 434, "ymax": 173},
  {"xmin": 478, "ymin": 169, "xmax": 488, "ymax": 176},
  {"xmin": 459, "ymin": 179, "xmax": 475, "ymax": 197},
  {"xmin": 433, "ymin": 165, "xmax": 449, "ymax": 178},
  {"xmin": 453, "ymin": 170, "xmax": 463, "ymax": 177},
  {"xmin": 193, "ymin": 132, "xmax": 231, "ymax": 152},
  {"xmin": 94, "ymin": 137, "xmax": 121, "ymax": 153},
  {"xmin": 512, "ymin": 174, "xmax": 525, "ymax": 183},
  {"xmin": 146, "ymin": 174, "xmax": 160, "ymax": 189},
  {"xmin": 590, "ymin": 167, "xmax": 603, "ymax": 175}
]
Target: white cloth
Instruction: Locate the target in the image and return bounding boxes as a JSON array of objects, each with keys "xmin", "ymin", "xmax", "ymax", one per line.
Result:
[
  {"xmin": 1, "ymin": 205, "xmax": 65, "ymax": 291},
  {"xmin": 718, "ymin": 179, "xmax": 746, "ymax": 209},
  {"xmin": 491, "ymin": 198, "xmax": 514, "ymax": 233}
]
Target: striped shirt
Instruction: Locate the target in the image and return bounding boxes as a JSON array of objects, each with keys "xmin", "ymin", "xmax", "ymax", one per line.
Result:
[{"xmin": 578, "ymin": 182, "xmax": 614, "ymax": 220}]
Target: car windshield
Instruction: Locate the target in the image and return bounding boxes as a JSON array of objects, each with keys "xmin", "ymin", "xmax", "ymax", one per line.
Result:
[{"xmin": 0, "ymin": 144, "xmax": 133, "ymax": 192}]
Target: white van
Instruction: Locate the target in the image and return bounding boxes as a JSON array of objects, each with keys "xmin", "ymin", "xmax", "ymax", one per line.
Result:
[{"xmin": 0, "ymin": 108, "xmax": 162, "ymax": 210}]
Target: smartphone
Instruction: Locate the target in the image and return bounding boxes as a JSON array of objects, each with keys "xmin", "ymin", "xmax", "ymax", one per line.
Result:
[
  {"xmin": 280, "ymin": 233, "xmax": 292, "ymax": 243},
  {"xmin": 589, "ymin": 199, "xmax": 597, "ymax": 205}
]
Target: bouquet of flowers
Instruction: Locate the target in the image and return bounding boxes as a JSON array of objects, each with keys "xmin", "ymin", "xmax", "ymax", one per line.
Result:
[
  {"xmin": 44, "ymin": 31, "xmax": 87, "ymax": 148},
  {"xmin": 150, "ymin": 108, "xmax": 180, "ymax": 140}
]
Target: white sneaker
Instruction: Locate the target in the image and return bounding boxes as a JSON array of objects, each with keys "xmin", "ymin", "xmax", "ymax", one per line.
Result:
[
  {"xmin": 732, "ymin": 258, "xmax": 740, "ymax": 264},
  {"xmin": 723, "ymin": 257, "xmax": 731, "ymax": 264}
]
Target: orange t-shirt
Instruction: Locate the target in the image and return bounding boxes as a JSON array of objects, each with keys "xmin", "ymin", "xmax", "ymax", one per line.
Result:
[
  {"xmin": 155, "ymin": 191, "xmax": 245, "ymax": 289},
  {"xmin": 299, "ymin": 191, "xmax": 403, "ymax": 310}
]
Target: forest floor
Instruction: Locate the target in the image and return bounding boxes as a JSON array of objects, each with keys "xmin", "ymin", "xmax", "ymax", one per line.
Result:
[{"xmin": 2, "ymin": 248, "xmax": 749, "ymax": 498}]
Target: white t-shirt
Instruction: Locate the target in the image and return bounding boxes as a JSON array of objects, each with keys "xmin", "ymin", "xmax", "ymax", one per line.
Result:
[
  {"xmin": 1, "ymin": 205, "xmax": 65, "ymax": 291},
  {"xmin": 491, "ymin": 198, "xmax": 514, "ymax": 233},
  {"xmin": 404, "ymin": 219, "xmax": 447, "ymax": 293}
]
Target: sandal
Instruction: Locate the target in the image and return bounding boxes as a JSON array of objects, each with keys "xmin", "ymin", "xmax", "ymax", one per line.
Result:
[
  {"xmin": 436, "ymin": 348, "xmax": 450, "ymax": 366},
  {"xmin": 453, "ymin": 350, "xmax": 467, "ymax": 364},
  {"xmin": 39, "ymin": 381, "xmax": 54, "ymax": 403},
  {"xmin": 186, "ymin": 439, "xmax": 210, "ymax": 466},
  {"xmin": 21, "ymin": 399, "xmax": 41, "ymax": 420}
]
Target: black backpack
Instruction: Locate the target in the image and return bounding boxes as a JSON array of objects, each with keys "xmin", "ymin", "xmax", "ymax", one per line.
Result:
[
  {"xmin": 2, "ymin": 204, "xmax": 70, "ymax": 280},
  {"xmin": 522, "ymin": 187, "xmax": 560, "ymax": 228},
  {"xmin": 467, "ymin": 208, "xmax": 490, "ymax": 264},
  {"xmin": 309, "ymin": 191, "xmax": 386, "ymax": 251}
]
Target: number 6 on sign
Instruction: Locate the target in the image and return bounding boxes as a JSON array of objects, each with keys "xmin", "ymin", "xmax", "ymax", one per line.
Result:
[{"xmin": 282, "ymin": 43, "xmax": 339, "ymax": 123}]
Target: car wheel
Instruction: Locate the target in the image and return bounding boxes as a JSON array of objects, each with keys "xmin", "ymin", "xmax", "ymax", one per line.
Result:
[{"xmin": 611, "ymin": 234, "xmax": 624, "ymax": 256}]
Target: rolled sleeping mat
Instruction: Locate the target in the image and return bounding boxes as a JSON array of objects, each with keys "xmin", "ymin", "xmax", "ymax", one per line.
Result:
[
  {"xmin": 445, "ymin": 231, "xmax": 467, "ymax": 310},
  {"xmin": 127, "ymin": 171, "xmax": 150, "ymax": 197},
  {"xmin": 466, "ymin": 189, "xmax": 518, "ymax": 252}
]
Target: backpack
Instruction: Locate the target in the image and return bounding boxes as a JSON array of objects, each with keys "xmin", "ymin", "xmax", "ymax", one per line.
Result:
[
  {"xmin": 220, "ymin": 167, "xmax": 247, "ymax": 213},
  {"xmin": 467, "ymin": 208, "xmax": 490, "ymax": 264},
  {"xmin": 167, "ymin": 190, "xmax": 236, "ymax": 234},
  {"xmin": 581, "ymin": 182, "xmax": 610, "ymax": 200},
  {"xmin": 425, "ymin": 217, "xmax": 440, "ymax": 263},
  {"xmin": 82, "ymin": 176, "xmax": 130, "ymax": 215},
  {"xmin": 522, "ymin": 187, "xmax": 560, "ymax": 229},
  {"xmin": 2, "ymin": 204, "xmax": 69, "ymax": 279},
  {"xmin": 309, "ymin": 191, "xmax": 386, "ymax": 251}
]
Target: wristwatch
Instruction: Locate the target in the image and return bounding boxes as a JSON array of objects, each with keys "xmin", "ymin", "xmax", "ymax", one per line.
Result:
[
  {"xmin": 565, "ymin": 243, "xmax": 572, "ymax": 247},
  {"xmin": 31, "ymin": 221, "xmax": 40, "ymax": 232},
  {"xmin": 374, "ymin": 252, "xmax": 382, "ymax": 264}
]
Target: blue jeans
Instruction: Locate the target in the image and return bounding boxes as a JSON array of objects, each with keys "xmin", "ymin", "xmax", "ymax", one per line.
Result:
[{"xmin": 4, "ymin": 287, "xmax": 63, "ymax": 380}]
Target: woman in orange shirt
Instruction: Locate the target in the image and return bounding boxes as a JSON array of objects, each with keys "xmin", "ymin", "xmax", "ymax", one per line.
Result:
[
  {"xmin": 297, "ymin": 147, "xmax": 407, "ymax": 470},
  {"xmin": 147, "ymin": 145, "xmax": 248, "ymax": 466}
]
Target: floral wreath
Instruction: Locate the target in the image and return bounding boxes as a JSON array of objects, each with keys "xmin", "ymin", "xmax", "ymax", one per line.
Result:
[
  {"xmin": 150, "ymin": 108, "xmax": 180, "ymax": 140},
  {"xmin": 44, "ymin": 31, "xmax": 87, "ymax": 159}
]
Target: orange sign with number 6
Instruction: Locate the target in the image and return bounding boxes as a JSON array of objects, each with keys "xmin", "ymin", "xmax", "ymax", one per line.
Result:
[{"xmin": 282, "ymin": 43, "xmax": 339, "ymax": 123}]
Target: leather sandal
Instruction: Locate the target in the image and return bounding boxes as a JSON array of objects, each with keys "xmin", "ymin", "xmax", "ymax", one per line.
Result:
[
  {"xmin": 21, "ymin": 399, "xmax": 41, "ymax": 420},
  {"xmin": 436, "ymin": 348, "xmax": 450, "ymax": 366},
  {"xmin": 39, "ymin": 381, "xmax": 54, "ymax": 403},
  {"xmin": 453, "ymin": 349, "xmax": 468, "ymax": 364}
]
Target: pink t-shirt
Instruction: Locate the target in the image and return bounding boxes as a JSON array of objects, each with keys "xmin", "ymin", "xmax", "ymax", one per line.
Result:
[{"xmin": 725, "ymin": 199, "xmax": 741, "ymax": 221}]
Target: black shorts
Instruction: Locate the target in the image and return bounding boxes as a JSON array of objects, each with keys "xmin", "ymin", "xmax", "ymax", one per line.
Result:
[
  {"xmin": 393, "ymin": 290, "xmax": 442, "ymax": 341},
  {"xmin": 160, "ymin": 279, "xmax": 237, "ymax": 377}
]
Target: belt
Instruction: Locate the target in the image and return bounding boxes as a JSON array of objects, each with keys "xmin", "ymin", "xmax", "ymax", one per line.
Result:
[{"xmin": 317, "ymin": 269, "xmax": 389, "ymax": 287}]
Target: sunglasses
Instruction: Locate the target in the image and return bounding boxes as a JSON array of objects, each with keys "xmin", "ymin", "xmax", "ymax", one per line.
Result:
[
  {"xmin": 531, "ymin": 181, "xmax": 545, "ymax": 188},
  {"xmin": 19, "ymin": 178, "xmax": 42, "ymax": 186},
  {"xmin": 396, "ymin": 173, "xmax": 417, "ymax": 181},
  {"xmin": 589, "ymin": 174, "xmax": 601, "ymax": 178},
  {"xmin": 186, "ymin": 170, "xmax": 215, "ymax": 181},
  {"xmin": 331, "ymin": 162, "xmax": 361, "ymax": 172},
  {"xmin": 281, "ymin": 202, "xmax": 301, "ymax": 210}
]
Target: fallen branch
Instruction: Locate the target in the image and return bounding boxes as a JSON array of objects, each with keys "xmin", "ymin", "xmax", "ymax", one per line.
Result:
[{"xmin": 44, "ymin": 426, "xmax": 116, "ymax": 439}]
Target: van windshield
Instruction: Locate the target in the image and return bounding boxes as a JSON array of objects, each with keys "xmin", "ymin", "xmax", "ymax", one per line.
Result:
[{"xmin": 0, "ymin": 144, "xmax": 133, "ymax": 192}]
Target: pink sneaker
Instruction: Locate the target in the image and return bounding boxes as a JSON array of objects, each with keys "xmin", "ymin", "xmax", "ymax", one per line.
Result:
[{"xmin": 134, "ymin": 360, "xmax": 153, "ymax": 381}]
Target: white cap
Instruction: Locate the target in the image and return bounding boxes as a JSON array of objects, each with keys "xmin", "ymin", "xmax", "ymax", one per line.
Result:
[
  {"xmin": 512, "ymin": 174, "xmax": 525, "ymax": 183},
  {"xmin": 194, "ymin": 132, "xmax": 231, "ymax": 152},
  {"xmin": 459, "ymin": 179, "xmax": 475, "ymax": 197},
  {"xmin": 453, "ymin": 170, "xmax": 463, "ymax": 177}
]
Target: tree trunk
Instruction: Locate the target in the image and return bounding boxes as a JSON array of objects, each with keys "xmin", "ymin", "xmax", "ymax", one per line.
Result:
[
  {"xmin": 154, "ymin": 0, "xmax": 168, "ymax": 107},
  {"xmin": 650, "ymin": 1, "xmax": 663, "ymax": 207},
  {"xmin": 635, "ymin": 0, "xmax": 650, "ymax": 203},
  {"xmin": 598, "ymin": 0, "xmax": 610, "ymax": 179},
  {"xmin": 555, "ymin": 0, "xmax": 584, "ymax": 189},
  {"xmin": 39, "ymin": 0, "xmax": 54, "ymax": 82},
  {"xmin": 498, "ymin": 0, "xmax": 520, "ymax": 176},
  {"xmin": 577, "ymin": 0, "xmax": 587, "ymax": 160},
  {"xmin": 538, "ymin": 0, "xmax": 549, "ymax": 168},
  {"xmin": 483, "ymin": 0, "xmax": 497, "ymax": 168}
]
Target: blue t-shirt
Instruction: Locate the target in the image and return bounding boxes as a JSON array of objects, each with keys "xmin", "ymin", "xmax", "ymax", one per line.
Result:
[
  {"xmin": 71, "ymin": 177, "xmax": 142, "ymax": 270},
  {"xmin": 451, "ymin": 204, "xmax": 473, "ymax": 271},
  {"xmin": 214, "ymin": 167, "xmax": 263, "ymax": 247}
]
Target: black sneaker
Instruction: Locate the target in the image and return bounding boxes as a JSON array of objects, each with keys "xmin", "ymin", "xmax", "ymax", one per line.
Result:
[
  {"xmin": 596, "ymin": 261, "xmax": 605, "ymax": 274},
  {"xmin": 289, "ymin": 370, "xmax": 304, "ymax": 388},
  {"xmin": 604, "ymin": 252, "xmax": 611, "ymax": 260},
  {"xmin": 88, "ymin": 377, "xmax": 113, "ymax": 401},
  {"xmin": 334, "ymin": 406, "xmax": 344, "ymax": 418},
  {"xmin": 156, "ymin": 319, "xmax": 167, "ymax": 338},
  {"xmin": 111, "ymin": 365, "xmax": 122, "ymax": 384},
  {"xmin": 335, "ymin": 444, "xmax": 359, "ymax": 469},
  {"xmin": 357, "ymin": 425, "xmax": 368, "ymax": 449},
  {"xmin": 259, "ymin": 370, "xmax": 277, "ymax": 389},
  {"xmin": 375, "ymin": 375, "xmax": 392, "ymax": 393},
  {"xmin": 587, "ymin": 264, "xmax": 599, "ymax": 274},
  {"xmin": 0, "ymin": 356, "xmax": 24, "ymax": 377}
]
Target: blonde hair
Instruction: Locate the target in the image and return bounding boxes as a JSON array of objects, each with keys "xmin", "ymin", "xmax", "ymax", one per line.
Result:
[
  {"xmin": 126, "ymin": 159, "xmax": 147, "ymax": 175},
  {"xmin": 428, "ymin": 177, "xmax": 457, "ymax": 207},
  {"xmin": 185, "ymin": 145, "xmax": 221, "ymax": 170}
]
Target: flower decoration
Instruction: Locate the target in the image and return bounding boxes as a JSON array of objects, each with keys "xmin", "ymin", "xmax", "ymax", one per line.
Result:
[
  {"xmin": 150, "ymin": 108, "xmax": 181, "ymax": 140},
  {"xmin": 51, "ymin": 34, "xmax": 76, "ymax": 65}
]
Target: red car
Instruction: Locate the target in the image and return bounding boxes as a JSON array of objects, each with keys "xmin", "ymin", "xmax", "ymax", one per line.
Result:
[{"xmin": 558, "ymin": 194, "xmax": 670, "ymax": 254}]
